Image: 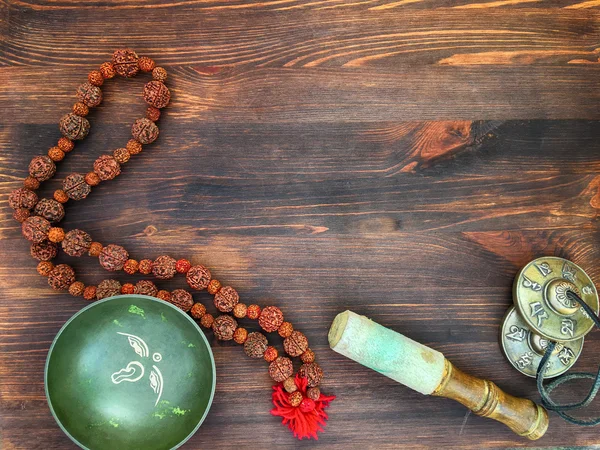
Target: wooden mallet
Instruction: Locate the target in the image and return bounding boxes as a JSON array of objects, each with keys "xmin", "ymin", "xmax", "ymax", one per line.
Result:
[{"xmin": 328, "ymin": 310, "xmax": 549, "ymax": 440}]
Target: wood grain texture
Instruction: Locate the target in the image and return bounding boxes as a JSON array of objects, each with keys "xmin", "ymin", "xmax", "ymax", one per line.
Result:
[{"xmin": 1, "ymin": 0, "xmax": 599, "ymax": 448}]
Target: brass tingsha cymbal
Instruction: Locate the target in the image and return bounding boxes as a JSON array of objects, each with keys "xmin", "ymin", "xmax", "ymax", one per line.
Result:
[
  {"xmin": 513, "ymin": 257, "xmax": 599, "ymax": 342},
  {"xmin": 500, "ymin": 306, "xmax": 583, "ymax": 378}
]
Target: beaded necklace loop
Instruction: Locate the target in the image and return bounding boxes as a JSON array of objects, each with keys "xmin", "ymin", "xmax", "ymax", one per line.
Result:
[{"xmin": 10, "ymin": 49, "xmax": 334, "ymax": 440}]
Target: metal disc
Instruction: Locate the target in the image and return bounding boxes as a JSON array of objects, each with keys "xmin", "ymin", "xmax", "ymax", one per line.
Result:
[
  {"xmin": 513, "ymin": 256, "xmax": 599, "ymax": 342},
  {"xmin": 501, "ymin": 306, "xmax": 583, "ymax": 378}
]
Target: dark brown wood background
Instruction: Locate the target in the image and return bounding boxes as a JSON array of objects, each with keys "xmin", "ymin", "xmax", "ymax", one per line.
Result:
[{"xmin": 1, "ymin": 0, "xmax": 599, "ymax": 448}]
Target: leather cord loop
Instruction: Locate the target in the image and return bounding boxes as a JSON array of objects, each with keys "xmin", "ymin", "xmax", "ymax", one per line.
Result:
[{"xmin": 536, "ymin": 291, "xmax": 600, "ymax": 426}]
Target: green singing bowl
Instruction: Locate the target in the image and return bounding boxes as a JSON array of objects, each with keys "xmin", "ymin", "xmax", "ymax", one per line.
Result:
[{"xmin": 45, "ymin": 295, "xmax": 216, "ymax": 450}]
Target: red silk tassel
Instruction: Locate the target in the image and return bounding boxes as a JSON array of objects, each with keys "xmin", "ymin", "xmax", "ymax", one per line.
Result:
[{"xmin": 271, "ymin": 374, "xmax": 335, "ymax": 440}]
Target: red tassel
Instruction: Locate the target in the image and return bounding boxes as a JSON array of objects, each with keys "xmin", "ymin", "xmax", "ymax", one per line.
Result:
[{"xmin": 271, "ymin": 374, "xmax": 335, "ymax": 440}]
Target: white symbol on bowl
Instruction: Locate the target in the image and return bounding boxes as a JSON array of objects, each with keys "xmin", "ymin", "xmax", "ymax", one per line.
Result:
[{"xmin": 111, "ymin": 332, "xmax": 164, "ymax": 406}]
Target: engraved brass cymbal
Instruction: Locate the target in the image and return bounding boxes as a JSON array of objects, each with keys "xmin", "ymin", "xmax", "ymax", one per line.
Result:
[
  {"xmin": 513, "ymin": 257, "xmax": 599, "ymax": 342},
  {"xmin": 501, "ymin": 306, "xmax": 583, "ymax": 379}
]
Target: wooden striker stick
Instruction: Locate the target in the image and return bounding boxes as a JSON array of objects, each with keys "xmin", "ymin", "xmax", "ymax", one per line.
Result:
[{"xmin": 328, "ymin": 311, "xmax": 549, "ymax": 440}]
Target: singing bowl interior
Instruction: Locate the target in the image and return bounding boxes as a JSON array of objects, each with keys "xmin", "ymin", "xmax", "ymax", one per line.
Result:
[{"xmin": 45, "ymin": 295, "xmax": 215, "ymax": 450}]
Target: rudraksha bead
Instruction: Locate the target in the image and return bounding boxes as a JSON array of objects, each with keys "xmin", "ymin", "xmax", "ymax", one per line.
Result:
[
  {"xmin": 134, "ymin": 280, "xmax": 158, "ymax": 297},
  {"xmin": 138, "ymin": 259, "xmax": 153, "ymax": 274},
  {"xmin": 258, "ymin": 306, "xmax": 284, "ymax": 333},
  {"xmin": 93, "ymin": 155, "xmax": 121, "ymax": 181},
  {"xmin": 283, "ymin": 331, "xmax": 308, "ymax": 357},
  {"xmin": 268, "ymin": 356, "xmax": 293, "ymax": 383},
  {"xmin": 283, "ymin": 377, "xmax": 298, "ymax": 394},
  {"xmin": 190, "ymin": 302, "xmax": 207, "ymax": 319},
  {"xmin": 175, "ymin": 259, "xmax": 191, "ymax": 274},
  {"xmin": 9, "ymin": 188, "xmax": 38, "ymax": 210},
  {"xmin": 30, "ymin": 240, "xmax": 58, "ymax": 261},
  {"xmin": 200, "ymin": 313, "xmax": 214, "ymax": 329},
  {"xmin": 278, "ymin": 321, "xmax": 293, "ymax": 338},
  {"xmin": 112, "ymin": 49, "xmax": 139, "ymax": 78},
  {"xmin": 33, "ymin": 198, "xmax": 65, "ymax": 223},
  {"xmin": 289, "ymin": 391, "xmax": 303, "ymax": 408},
  {"xmin": 83, "ymin": 285, "xmax": 97, "ymax": 301},
  {"xmin": 301, "ymin": 348, "xmax": 315, "ymax": 364},
  {"xmin": 113, "ymin": 148, "xmax": 130, "ymax": 164},
  {"xmin": 126, "ymin": 139, "xmax": 142, "ymax": 155},
  {"xmin": 207, "ymin": 279, "xmax": 221, "ymax": 295},
  {"xmin": 186, "ymin": 265, "xmax": 211, "ymax": 290},
  {"xmin": 63, "ymin": 173, "xmax": 91, "ymax": 200},
  {"xmin": 247, "ymin": 304, "xmax": 261, "ymax": 320},
  {"xmin": 29, "ymin": 155, "xmax": 56, "ymax": 181},
  {"xmin": 96, "ymin": 279, "xmax": 121, "ymax": 299},
  {"xmin": 233, "ymin": 303, "xmax": 247, "ymax": 319},
  {"xmin": 244, "ymin": 332, "xmax": 268, "ymax": 358},
  {"xmin": 169, "ymin": 289, "xmax": 194, "ymax": 312},
  {"xmin": 307, "ymin": 387, "xmax": 320, "ymax": 401},
  {"xmin": 298, "ymin": 362, "xmax": 323, "ymax": 388},
  {"xmin": 121, "ymin": 283, "xmax": 135, "ymax": 295},
  {"xmin": 48, "ymin": 147, "xmax": 65, "ymax": 162},
  {"xmin": 213, "ymin": 285, "xmax": 239, "ymax": 312},
  {"xmin": 48, "ymin": 264, "xmax": 76, "ymax": 290},
  {"xmin": 152, "ymin": 255, "xmax": 177, "ymax": 279},
  {"xmin": 37, "ymin": 261, "xmax": 54, "ymax": 277},
  {"xmin": 69, "ymin": 281, "xmax": 85, "ymax": 297},
  {"xmin": 138, "ymin": 56, "xmax": 155, "ymax": 72},
  {"xmin": 48, "ymin": 227, "xmax": 65, "ymax": 243},
  {"xmin": 146, "ymin": 106, "xmax": 161, "ymax": 122},
  {"xmin": 23, "ymin": 176, "xmax": 40, "ymax": 190},
  {"xmin": 123, "ymin": 259, "xmax": 139, "ymax": 274},
  {"xmin": 84, "ymin": 172, "xmax": 100, "ymax": 186},
  {"xmin": 57, "ymin": 137, "xmax": 74, "ymax": 152},
  {"xmin": 76, "ymin": 82, "xmax": 103, "ymax": 107},
  {"xmin": 264, "ymin": 346, "xmax": 278, "ymax": 362},
  {"xmin": 72, "ymin": 102, "xmax": 89, "ymax": 117},
  {"xmin": 13, "ymin": 208, "xmax": 30, "ymax": 223},
  {"xmin": 152, "ymin": 67, "xmax": 167, "ymax": 82},
  {"xmin": 131, "ymin": 118, "xmax": 159, "ymax": 144},
  {"xmin": 89, "ymin": 242, "xmax": 103, "ymax": 257},
  {"xmin": 59, "ymin": 113, "xmax": 90, "ymax": 140},
  {"xmin": 143, "ymin": 81, "xmax": 170, "ymax": 109},
  {"xmin": 99, "ymin": 62, "xmax": 116, "ymax": 79},
  {"xmin": 62, "ymin": 229, "xmax": 92, "ymax": 257},
  {"xmin": 212, "ymin": 315, "xmax": 237, "ymax": 341},
  {"xmin": 22, "ymin": 216, "xmax": 51, "ymax": 243},
  {"xmin": 88, "ymin": 70, "xmax": 104, "ymax": 87},
  {"xmin": 157, "ymin": 290, "xmax": 171, "ymax": 301},
  {"xmin": 54, "ymin": 189, "xmax": 69, "ymax": 203},
  {"xmin": 233, "ymin": 327, "xmax": 248, "ymax": 344},
  {"xmin": 99, "ymin": 244, "xmax": 129, "ymax": 271}
]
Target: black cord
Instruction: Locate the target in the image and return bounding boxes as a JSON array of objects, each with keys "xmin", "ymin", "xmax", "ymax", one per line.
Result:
[{"xmin": 535, "ymin": 290, "xmax": 600, "ymax": 425}]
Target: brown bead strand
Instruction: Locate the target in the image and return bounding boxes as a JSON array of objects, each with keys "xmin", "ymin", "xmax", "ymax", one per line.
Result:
[
  {"xmin": 10, "ymin": 49, "xmax": 169, "ymax": 317},
  {"xmin": 12, "ymin": 51, "xmax": 326, "ymax": 402}
]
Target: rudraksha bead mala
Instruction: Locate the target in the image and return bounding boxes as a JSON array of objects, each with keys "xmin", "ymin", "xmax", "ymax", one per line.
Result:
[{"xmin": 9, "ymin": 49, "xmax": 334, "ymax": 440}]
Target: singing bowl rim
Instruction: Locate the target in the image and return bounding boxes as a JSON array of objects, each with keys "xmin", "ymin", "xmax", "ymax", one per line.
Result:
[{"xmin": 44, "ymin": 294, "xmax": 216, "ymax": 450}]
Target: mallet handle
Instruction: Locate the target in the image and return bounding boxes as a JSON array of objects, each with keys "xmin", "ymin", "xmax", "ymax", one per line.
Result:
[{"xmin": 432, "ymin": 360, "xmax": 548, "ymax": 440}]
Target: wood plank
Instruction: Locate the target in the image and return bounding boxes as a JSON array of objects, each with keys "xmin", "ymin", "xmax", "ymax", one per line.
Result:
[
  {"xmin": 2, "ymin": 121, "xmax": 599, "ymax": 236},
  {"xmin": 6, "ymin": 0, "xmax": 597, "ymax": 11},
  {"xmin": 1, "ymin": 7, "xmax": 598, "ymax": 69},
  {"xmin": 1, "ymin": 66, "xmax": 599, "ymax": 122}
]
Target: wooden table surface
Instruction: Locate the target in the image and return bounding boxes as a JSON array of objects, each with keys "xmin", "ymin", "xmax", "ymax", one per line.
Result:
[{"xmin": 1, "ymin": 0, "xmax": 599, "ymax": 448}]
